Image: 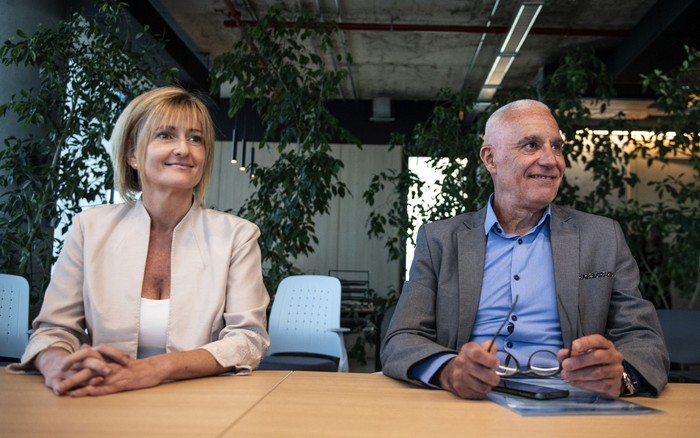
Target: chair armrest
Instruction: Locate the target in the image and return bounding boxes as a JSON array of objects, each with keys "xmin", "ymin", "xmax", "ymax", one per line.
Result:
[{"xmin": 327, "ymin": 327, "xmax": 351, "ymax": 333}]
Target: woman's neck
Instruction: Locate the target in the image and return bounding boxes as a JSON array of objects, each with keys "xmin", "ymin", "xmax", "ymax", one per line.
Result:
[{"xmin": 141, "ymin": 191, "xmax": 193, "ymax": 232}]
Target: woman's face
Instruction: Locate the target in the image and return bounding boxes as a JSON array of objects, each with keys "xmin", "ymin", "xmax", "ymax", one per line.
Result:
[{"xmin": 130, "ymin": 117, "xmax": 206, "ymax": 198}]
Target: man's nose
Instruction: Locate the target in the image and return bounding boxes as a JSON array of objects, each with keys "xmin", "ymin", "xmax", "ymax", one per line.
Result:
[{"xmin": 539, "ymin": 144, "xmax": 558, "ymax": 164}]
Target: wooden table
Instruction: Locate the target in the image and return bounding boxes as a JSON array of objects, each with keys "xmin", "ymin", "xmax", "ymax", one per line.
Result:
[
  {"xmin": 2, "ymin": 368, "xmax": 698, "ymax": 437},
  {"xmin": 0, "ymin": 368, "xmax": 291, "ymax": 437}
]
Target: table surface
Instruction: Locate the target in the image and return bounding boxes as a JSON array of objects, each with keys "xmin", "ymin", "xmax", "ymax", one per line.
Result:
[{"xmin": 1, "ymin": 368, "xmax": 698, "ymax": 438}]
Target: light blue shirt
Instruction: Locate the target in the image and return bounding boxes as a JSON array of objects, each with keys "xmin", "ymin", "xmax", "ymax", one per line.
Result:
[{"xmin": 410, "ymin": 196, "xmax": 564, "ymax": 386}]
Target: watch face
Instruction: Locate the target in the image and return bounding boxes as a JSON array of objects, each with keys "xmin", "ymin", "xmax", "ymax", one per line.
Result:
[{"xmin": 622, "ymin": 372, "xmax": 636, "ymax": 395}]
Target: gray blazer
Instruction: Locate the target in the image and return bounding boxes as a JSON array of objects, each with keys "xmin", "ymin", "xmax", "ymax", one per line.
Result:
[{"xmin": 381, "ymin": 204, "xmax": 669, "ymax": 395}]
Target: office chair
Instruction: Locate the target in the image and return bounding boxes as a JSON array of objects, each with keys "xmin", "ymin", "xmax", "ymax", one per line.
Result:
[
  {"xmin": 258, "ymin": 275, "xmax": 349, "ymax": 372},
  {"xmin": 0, "ymin": 273, "xmax": 31, "ymax": 361},
  {"xmin": 656, "ymin": 309, "xmax": 700, "ymax": 383}
]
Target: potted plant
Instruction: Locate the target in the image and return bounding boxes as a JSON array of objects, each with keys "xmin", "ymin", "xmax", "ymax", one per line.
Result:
[{"xmin": 0, "ymin": 0, "xmax": 176, "ymax": 307}]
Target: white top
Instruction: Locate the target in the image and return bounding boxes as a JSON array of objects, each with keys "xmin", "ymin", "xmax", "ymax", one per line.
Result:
[{"xmin": 137, "ymin": 298, "xmax": 170, "ymax": 358}]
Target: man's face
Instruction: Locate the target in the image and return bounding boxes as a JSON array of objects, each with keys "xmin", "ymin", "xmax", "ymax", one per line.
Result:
[{"xmin": 480, "ymin": 105, "xmax": 565, "ymax": 213}]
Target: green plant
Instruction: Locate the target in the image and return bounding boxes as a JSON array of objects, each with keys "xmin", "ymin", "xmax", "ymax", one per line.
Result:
[
  {"xmin": 210, "ymin": 3, "xmax": 359, "ymax": 293},
  {"xmin": 633, "ymin": 45, "xmax": 700, "ymax": 308},
  {"xmin": 366, "ymin": 46, "xmax": 699, "ymax": 310},
  {"xmin": 0, "ymin": 0, "xmax": 176, "ymax": 303}
]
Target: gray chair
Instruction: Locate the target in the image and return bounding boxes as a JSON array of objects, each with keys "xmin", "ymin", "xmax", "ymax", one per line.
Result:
[
  {"xmin": 656, "ymin": 309, "xmax": 700, "ymax": 383},
  {"xmin": 0, "ymin": 274, "xmax": 31, "ymax": 361}
]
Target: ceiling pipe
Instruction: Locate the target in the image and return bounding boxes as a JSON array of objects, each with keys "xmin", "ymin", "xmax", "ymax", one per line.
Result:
[{"xmin": 223, "ymin": 19, "xmax": 626, "ymax": 38}]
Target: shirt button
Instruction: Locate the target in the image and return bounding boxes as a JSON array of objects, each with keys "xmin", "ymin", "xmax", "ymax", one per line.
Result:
[
  {"xmin": 506, "ymin": 341, "xmax": 513, "ymax": 348},
  {"xmin": 511, "ymin": 315, "xmax": 518, "ymax": 322},
  {"xmin": 518, "ymin": 238, "xmax": 523, "ymax": 244},
  {"xmin": 514, "ymin": 275, "xmax": 520, "ymax": 281}
]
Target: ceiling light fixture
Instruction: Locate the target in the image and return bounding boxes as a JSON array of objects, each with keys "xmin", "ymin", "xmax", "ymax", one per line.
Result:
[{"xmin": 477, "ymin": 0, "xmax": 544, "ymax": 105}]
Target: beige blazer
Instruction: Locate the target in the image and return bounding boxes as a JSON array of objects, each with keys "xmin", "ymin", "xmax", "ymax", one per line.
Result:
[{"xmin": 19, "ymin": 201, "xmax": 270, "ymax": 373}]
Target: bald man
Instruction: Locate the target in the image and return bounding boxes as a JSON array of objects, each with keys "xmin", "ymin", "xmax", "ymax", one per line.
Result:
[{"xmin": 381, "ymin": 99, "xmax": 668, "ymax": 400}]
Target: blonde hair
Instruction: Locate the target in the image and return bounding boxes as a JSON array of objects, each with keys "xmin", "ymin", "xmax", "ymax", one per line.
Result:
[{"xmin": 110, "ymin": 86, "xmax": 215, "ymax": 206}]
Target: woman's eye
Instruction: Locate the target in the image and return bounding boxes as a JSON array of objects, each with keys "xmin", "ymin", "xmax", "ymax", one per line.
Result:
[
  {"xmin": 188, "ymin": 135, "xmax": 203, "ymax": 143},
  {"xmin": 156, "ymin": 132, "xmax": 171, "ymax": 139}
]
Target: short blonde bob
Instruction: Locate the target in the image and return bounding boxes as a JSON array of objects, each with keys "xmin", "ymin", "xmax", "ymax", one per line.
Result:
[{"xmin": 110, "ymin": 86, "xmax": 215, "ymax": 207}]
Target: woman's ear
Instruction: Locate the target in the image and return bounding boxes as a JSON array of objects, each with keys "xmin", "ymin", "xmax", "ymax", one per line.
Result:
[{"xmin": 127, "ymin": 146, "xmax": 138, "ymax": 169}]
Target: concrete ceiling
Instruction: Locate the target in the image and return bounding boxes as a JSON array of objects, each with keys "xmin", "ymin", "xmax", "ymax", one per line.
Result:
[{"xmin": 126, "ymin": 0, "xmax": 700, "ymax": 118}]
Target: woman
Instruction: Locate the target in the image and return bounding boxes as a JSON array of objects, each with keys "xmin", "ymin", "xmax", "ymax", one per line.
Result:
[{"xmin": 14, "ymin": 86, "xmax": 270, "ymax": 396}]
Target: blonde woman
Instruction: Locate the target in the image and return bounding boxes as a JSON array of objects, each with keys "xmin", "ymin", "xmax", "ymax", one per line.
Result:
[{"xmin": 14, "ymin": 86, "xmax": 269, "ymax": 396}]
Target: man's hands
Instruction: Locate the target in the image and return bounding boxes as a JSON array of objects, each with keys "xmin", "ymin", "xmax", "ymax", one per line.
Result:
[
  {"xmin": 557, "ymin": 334, "xmax": 625, "ymax": 399},
  {"xmin": 35, "ymin": 344, "xmax": 166, "ymax": 397},
  {"xmin": 436, "ymin": 335, "xmax": 625, "ymax": 400},
  {"xmin": 436, "ymin": 341, "xmax": 501, "ymax": 399}
]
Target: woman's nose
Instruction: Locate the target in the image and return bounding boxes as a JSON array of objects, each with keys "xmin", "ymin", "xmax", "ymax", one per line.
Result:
[{"xmin": 173, "ymin": 137, "xmax": 190, "ymax": 155}]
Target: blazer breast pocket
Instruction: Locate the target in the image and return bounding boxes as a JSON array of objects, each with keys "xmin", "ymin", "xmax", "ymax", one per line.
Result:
[{"xmin": 579, "ymin": 271, "xmax": 614, "ymax": 280}]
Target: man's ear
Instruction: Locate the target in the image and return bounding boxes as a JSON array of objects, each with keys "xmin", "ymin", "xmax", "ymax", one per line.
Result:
[{"xmin": 480, "ymin": 144, "xmax": 496, "ymax": 174}]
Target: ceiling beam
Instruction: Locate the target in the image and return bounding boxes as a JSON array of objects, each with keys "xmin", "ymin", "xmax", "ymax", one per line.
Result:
[
  {"xmin": 604, "ymin": 0, "xmax": 696, "ymax": 78},
  {"xmin": 123, "ymin": 0, "xmax": 210, "ymax": 92}
]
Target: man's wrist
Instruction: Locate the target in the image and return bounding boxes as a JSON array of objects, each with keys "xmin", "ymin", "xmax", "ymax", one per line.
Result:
[{"xmin": 431, "ymin": 358, "xmax": 451, "ymax": 388}]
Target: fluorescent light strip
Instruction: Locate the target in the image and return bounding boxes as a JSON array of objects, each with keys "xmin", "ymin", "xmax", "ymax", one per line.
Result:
[{"xmin": 477, "ymin": 1, "xmax": 544, "ymax": 104}]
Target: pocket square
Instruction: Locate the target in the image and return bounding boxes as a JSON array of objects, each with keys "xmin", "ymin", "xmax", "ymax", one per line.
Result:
[{"xmin": 579, "ymin": 271, "xmax": 614, "ymax": 280}]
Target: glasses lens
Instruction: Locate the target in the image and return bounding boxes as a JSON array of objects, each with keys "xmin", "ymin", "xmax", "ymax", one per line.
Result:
[
  {"xmin": 495, "ymin": 351, "xmax": 519, "ymax": 376},
  {"xmin": 528, "ymin": 350, "xmax": 561, "ymax": 377}
]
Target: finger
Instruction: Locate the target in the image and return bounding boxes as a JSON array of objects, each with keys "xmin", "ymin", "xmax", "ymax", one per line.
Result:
[
  {"xmin": 480, "ymin": 340, "xmax": 499, "ymax": 356},
  {"xmin": 69, "ymin": 381, "xmax": 122, "ymax": 398},
  {"xmin": 61, "ymin": 347, "xmax": 103, "ymax": 372},
  {"xmin": 562, "ymin": 359, "xmax": 623, "ymax": 381},
  {"xmin": 92, "ymin": 344, "xmax": 131, "ymax": 365},
  {"xmin": 570, "ymin": 334, "xmax": 611, "ymax": 355},
  {"xmin": 54, "ymin": 368, "xmax": 95, "ymax": 395},
  {"xmin": 78, "ymin": 357, "xmax": 113, "ymax": 376},
  {"xmin": 441, "ymin": 356, "xmax": 499, "ymax": 399},
  {"xmin": 467, "ymin": 341, "xmax": 499, "ymax": 369},
  {"xmin": 556, "ymin": 347, "xmax": 571, "ymax": 362},
  {"xmin": 88, "ymin": 376, "xmax": 105, "ymax": 386}
]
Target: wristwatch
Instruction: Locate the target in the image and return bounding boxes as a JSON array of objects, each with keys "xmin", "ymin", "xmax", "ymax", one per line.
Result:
[{"xmin": 621, "ymin": 371, "xmax": 637, "ymax": 396}]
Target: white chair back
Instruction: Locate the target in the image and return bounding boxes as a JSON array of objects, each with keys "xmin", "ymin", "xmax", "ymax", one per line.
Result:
[
  {"xmin": 0, "ymin": 274, "xmax": 31, "ymax": 359},
  {"xmin": 266, "ymin": 275, "xmax": 348, "ymax": 372}
]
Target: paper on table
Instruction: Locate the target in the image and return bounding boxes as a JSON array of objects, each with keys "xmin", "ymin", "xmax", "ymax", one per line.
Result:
[{"xmin": 486, "ymin": 378, "xmax": 661, "ymax": 416}]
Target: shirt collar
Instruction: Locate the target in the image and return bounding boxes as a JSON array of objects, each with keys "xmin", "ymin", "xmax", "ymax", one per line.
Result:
[{"xmin": 483, "ymin": 193, "xmax": 552, "ymax": 236}]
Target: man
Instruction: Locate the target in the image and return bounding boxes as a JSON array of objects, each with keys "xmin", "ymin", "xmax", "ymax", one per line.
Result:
[{"xmin": 381, "ymin": 99, "xmax": 668, "ymax": 400}]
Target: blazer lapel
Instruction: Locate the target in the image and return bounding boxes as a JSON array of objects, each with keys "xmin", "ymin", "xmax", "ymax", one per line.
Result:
[
  {"xmin": 550, "ymin": 205, "xmax": 580, "ymax": 347},
  {"xmin": 456, "ymin": 208, "xmax": 487, "ymax": 346}
]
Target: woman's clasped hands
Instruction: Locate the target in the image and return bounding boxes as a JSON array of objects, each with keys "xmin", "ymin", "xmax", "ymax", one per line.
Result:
[{"xmin": 37, "ymin": 344, "xmax": 163, "ymax": 397}]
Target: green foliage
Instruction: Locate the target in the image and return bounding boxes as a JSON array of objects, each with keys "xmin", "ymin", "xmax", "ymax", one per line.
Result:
[
  {"xmin": 633, "ymin": 45, "xmax": 700, "ymax": 308},
  {"xmin": 366, "ymin": 46, "xmax": 700, "ymax": 309},
  {"xmin": 0, "ymin": 0, "xmax": 176, "ymax": 302},
  {"xmin": 210, "ymin": 3, "xmax": 359, "ymax": 292}
]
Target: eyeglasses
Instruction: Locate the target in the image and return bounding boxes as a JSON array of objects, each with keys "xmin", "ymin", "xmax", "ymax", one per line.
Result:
[{"xmin": 487, "ymin": 294, "xmax": 573, "ymax": 377}]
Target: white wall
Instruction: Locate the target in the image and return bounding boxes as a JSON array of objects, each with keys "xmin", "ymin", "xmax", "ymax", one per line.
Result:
[{"xmin": 207, "ymin": 140, "xmax": 403, "ymax": 298}]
